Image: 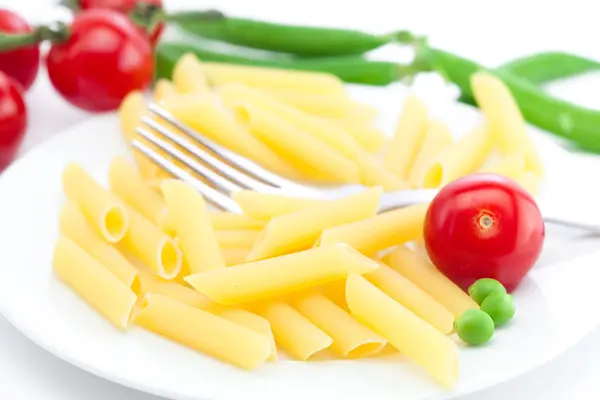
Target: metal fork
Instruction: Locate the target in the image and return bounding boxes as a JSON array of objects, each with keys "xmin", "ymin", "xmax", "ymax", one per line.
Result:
[{"xmin": 132, "ymin": 103, "xmax": 599, "ymax": 234}]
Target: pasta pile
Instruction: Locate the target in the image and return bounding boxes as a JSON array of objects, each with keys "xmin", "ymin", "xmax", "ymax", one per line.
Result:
[{"xmin": 52, "ymin": 55, "xmax": 544, "ymax": 389}]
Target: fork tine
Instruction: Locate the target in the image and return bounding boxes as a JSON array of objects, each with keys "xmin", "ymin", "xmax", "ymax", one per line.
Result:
[
  {"xmin": 148, "ymin": 103, "xmax": 302, "ymax": 191},
  {"xmin": 132, "ymin": 139, "xmax": 242, "ymax": 213},
  {"xmin": 136, "ymin": 125, "xmax": 242, "ymax": 195}
]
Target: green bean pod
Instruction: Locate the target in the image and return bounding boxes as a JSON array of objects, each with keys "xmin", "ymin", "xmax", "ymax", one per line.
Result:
[
  {"xmin": 155, "ymin": 41, "xmax": 410, "ymax": 86},
  {"xmin": 426, "ymin": 48, "xmax": 600, "ymax": 152},
  {"xmin": 174, "ymin": 17, "xmax": 405, "ymax": 57}
]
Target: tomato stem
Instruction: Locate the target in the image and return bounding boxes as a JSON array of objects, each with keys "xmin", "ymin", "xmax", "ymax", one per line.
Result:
[
  {"xmin": 128, "ymin": 3, "xmax": 223, "ymax": 36},
  {"xmin": 59, "ymin": 0, "xmax": 81, "ymax": 12},
  {"xmin": 0, "ymin": 22, "xmax": 70, "ymax": 51}
]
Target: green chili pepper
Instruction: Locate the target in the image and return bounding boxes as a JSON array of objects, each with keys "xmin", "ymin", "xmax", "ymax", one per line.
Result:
[
  {"xmin": 174, "ymin": 15, "xmax": 414, "ymax": 57},
  {"xmin": 422, "ymin": 47, "xmax": 600, "ymax": 152},
  {"xmin": 156, "ymin": 41, "xmax": 415, "ymax": 86}
]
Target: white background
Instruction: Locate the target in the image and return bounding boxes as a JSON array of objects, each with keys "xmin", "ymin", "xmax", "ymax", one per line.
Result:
[{"xmin": 1, "ymin": 0, "xmax": 600, "ymax": 398}]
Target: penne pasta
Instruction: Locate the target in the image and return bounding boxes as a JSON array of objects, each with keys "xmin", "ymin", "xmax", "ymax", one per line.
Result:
[
  {"xmin": 119, "ymin": 206, "xmax": 182, "ymax": 280},
  {"xmin": 108, "ymin": 156, "xmax": 173, "ymax": 234},
  {"xmin": 220, "ymin": 84, "xmax": 359, "ymax": 158},
  {"xmin": 233, "ymin": 102, "xmax": 360, "ymax": 184},
  {"xmin": 185, "ymin": 244, "xmax": 379, "ymax": 305},
  {"xmin": 232, "ymin": 190, "xmax": 325, "ymax": 220},
  {"xmin": 479, "ymin": 153, "xmax": 526, "ymax": 180},
  {"xmin": 161, "ymin": 179, "xmax": 225, "ymax": 273},
  {"xmin": 153, "ymin": 78, "xmax": 178, "ymax": 102},
  {"xmin": 355, "ymin": 149, "xmax": 408, "ymax": 191},
  {"xmin": 318, "ymin": 204, "xmax": 428, "ymax": 256},
  {"xmin": 138, "ymin": 273, "xmax": 218, "ymax": 311},
  {"xmin": 325, "ymin": 118, "xmax": 387, "ymax": 152},
  {"xmin": 421, "ymin": 123, "xmax": 493, "ymax": 188},
  {"xmin": 291, "ymin": 292, "xmax": 386, "ymax": 358},
  {"xmin": 247, "ymin": 187, "xmax": 382, "ymax": 261},
  {"xmin": 59, "ymin": 202, "xmax": 139, "ymax": 289},
  {"xmin": 134, "ymin": 294, "xmax": 271, "ymax": 370},
  {"xmin": 382, "ymin": 246, "xmax": 478, "ymax": 318},
  {"xmin": 256, "ymin": 301, "xmax": 332, "ymax": 361},
  {"xmin": 263, "ymin": 89, "xmax": 365, "ymax": 120},
  {"xmin": 172, "ymin": 53, "xmax": 210, "ymax": 94},
  {"xmin": 222, "ymin": 248, "xmax": 251, "ymax": 266},
  {"xmin": 216, "ymin": 230, "xmax": 260, "ymax": 249},
  {"xmin": 471, "ymin": 72, "xmax": 544, "ymax": 177},
  {"xmin": 408, "ymin": 120, "xmax": 454, "ymax": 187},
  {"xmin": 62, "ymin": 163, "xmax": 129, "ymax": 243},
  {"xmin": 53, "ymin": 236, "xmax": 137, "ymax": 330},
  {"xmin": 219, "ymin": 308, "xmax": 277, "ymax": 362},
  {"xmin": 203, "ymin": 62, "xmax": 346, "ymax": 96},
  {"xmin": 160, "ymin": 93, "xmax": 304, "ymax": 180},
  {"xmin": 384, "ymin": 95, "xmax": 428, "ymax": 179},
  {"xmin": 208, "ymin": 212, "xmax": 266, "ymax": 230},
  {"xmin": 366, "ymin": 262, "xmax": 454, "ymax": 334},
  {"xmin": 346, "ymin": 273, "xmax": 459, "ymax": 388}
]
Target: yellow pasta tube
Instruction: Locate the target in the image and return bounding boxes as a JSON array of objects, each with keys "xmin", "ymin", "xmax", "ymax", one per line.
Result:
[
  {"xmin": 263, "ymin": 89, "xmax": 359, "ymax": 118},
  {"xmin": 108, "ymin": 156, "xmax": 173, "ymax": 234},
  {"xmin": 479, "ymin": 153, "xmax": 526, "ymax": 180},
  {"xmin": 135, "ymin": 294, "xmax": 271, "ymax": 370},
  {"xmin": 514, "ymin": 170, "xmax": 539, "ymax": 195},
  {"xmin": 222, "ymin": 248, "xmax": 251, "ymax": 266},
  {"xmin": 219, "ymin": 309, "xmax": 277, "ymax": 362},
  {"xmin": 120, "ymin": 206, "xmax": 182, "ymax": 279},
  {"xmin": 119, "ymin": 91, "xmax": 169, "ymax": 182},
  {"xmin": 172, "ymin": 53, "xmax": 210, "ymax": 94},
  {"xmin": 318, "ymin": 204, "xmax": 428, "ymax": 256},
  {"xmin": 421, "ymin": 123, "xmax": 493, "ymax": 188},
  {"xmin": 161, "ymin": 179, "xmax": 225, "ymax": 273},
  {"xmin": 232, "ymin": 190, "xmax": 325, "ymax": 220},
  {"xmin": 291, "ymin": 292, "xmax": 386, "ymax": 358},
  {"xmin": 138, "ymin": 273, "xmax": 217, "ymax": 310},
  {"xmin": 216, "ymin": 230, "xmax": 260, "ymax": 249},
  {"xmin": 62, "ymin": 163, "xmax": 129, "ymax": 243},
  {"xmin": 355, "ymin": 149, "xmax": 408, "ymax": 191},
  {"xmin": 327, "ymin": 118, "xmax": 387, "ymax": 153},
  {"xmin": 233, "ymin": 103, "xmax": 360, "ymax": 184},
  {"xmin": 346, "ymin": 273, "xmax": 459, "ymax": 388},
  {"xmin": 160, "ymin": 93, "xmax": 303, "ymax": 180},
  {"xmin": 408, "ymin": 120, "xmax": 454, "ymax": 187},
  {"xmin": 248, "ymin": 187, "xmax": 382, "ymax": 261},
  {"xmin": 53, "ymin": 236, "xmax": 137, "ymax": 329},
  {"xmin": 220, "ymin": 84, "xmax": 359, "ymax": 158},
  {"xmin": 153, "ymin": 79, "xmax": 178, "ymax": 102},
  {"xmin": 471, "ymin": 72, "xmax": 544, "ymax": 176},
  {"xmin": 366, "ymin": 262, "xmax": 454, "ymax": 333},
  {"xmin": 256, "ymin": 301, "xmax": 332, "ymax": 360},
  {"xmin": 204, "ymin": 62, "xmax": 346, "ymax": 95},
  {"xmin": 382, "ymin": 246, "xmax": 478, "ymax": 318},
  {"xmin": 384, "ymin": 95, "xmax": 428, "ymax": 179},
  {"xmin": 185, "ymin": 244, "xmax": 379, "ymax": 305},
  {"xmin": 59, "ymin": 202, "xmax": 139, "ymax": 289},
  {"xmin": 208, "ymin": 212, "xmax": 265, "ymax": 230}
]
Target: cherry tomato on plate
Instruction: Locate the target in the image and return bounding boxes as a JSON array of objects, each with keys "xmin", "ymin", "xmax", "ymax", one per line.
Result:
[
  {"xmin": 46, "ymin": 9, "xmax": 153, "ymax": 112},
  {"xmin": 423, "ymin": 173, "xmax": 545, "ymax": 293},
  {"xmin": 0, "ymin": 9, "xmax": 40, "ymax": 90},
  {"xmin": 0, "ymin": 71, "xmax": 27, "ymax": 171},
  {"xmin": 78, "ymin": 0, "xmax": 164, "ymax": 45}
]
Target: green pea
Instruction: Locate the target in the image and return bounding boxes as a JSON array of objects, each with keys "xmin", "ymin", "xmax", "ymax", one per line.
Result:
[
  {"xmin": 455, "ymin": 309, "xmax": 495, "ymax": 346},
  {"xmin": 481, "ymin": 293, "xmax": 516, "ymax": 327},
  {"xmin": 468, "ymin": 278, "xmax": 507, "ymax": 305}
]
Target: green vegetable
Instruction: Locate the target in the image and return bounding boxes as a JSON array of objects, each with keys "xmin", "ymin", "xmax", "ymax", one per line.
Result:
[
  {"xmin": 156, "ymin": 41, "xmax": 414, "ymax": 86},
  {"xmin": 455, "ymin": 309, "xmax": 495, "ymax": 346},
  {"xmin": 480, "ymin": 293, "xmax": 516, "ymax": 327},
  {"xmin": 175, "ymin": 16, "xmax": 414, "ymax": 57},
  {"xmin": 421, "ymin": 47, "xmax": 600, "ymax": 152},
  {"xmin": 468, "ymin": 278, "xmax": 507, "ymax": 305}
]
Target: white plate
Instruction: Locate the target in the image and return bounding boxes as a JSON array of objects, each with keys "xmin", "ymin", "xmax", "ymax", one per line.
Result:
[{"xmin": 0, "ymin": 84, "xmax": 599, "ymax": 400}]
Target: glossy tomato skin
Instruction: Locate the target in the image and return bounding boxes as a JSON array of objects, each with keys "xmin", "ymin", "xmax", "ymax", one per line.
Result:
[
  {"xmin": 0, "ymin": 71, "xmax": 27, "ymax": 171},
  {"xmin": 0, "ymin": 9, "xmax": 40, "ymax": 90},
  {"xmin": 424, "ymin": 173, "xmax": 545, "ymax": 293},
  {"xmin": 46, "ymin": 10, "xmax": 153, "ymax": 112},
  {"xmin": 79, "ymin": 0, "xmax": 164, "ymax": 44}
]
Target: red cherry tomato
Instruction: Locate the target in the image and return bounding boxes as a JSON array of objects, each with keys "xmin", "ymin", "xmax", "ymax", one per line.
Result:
[
  {"xmin": 0, "ymin": 71, "xmax": 27, "ymax": 171},
  {"xmin": 79, "ymin": 0, "xmax": 164, "ymax": 44},
  {"xmin": 423, "ymin": 173, "xmax": 545, "ymax": 293},
  {"xmin": 0, "ymin": 9, "xmax": 40, "ymax": 91},
  {"xmin": 46, "ymin": 9, "xmax": 153, "ymax": 112}
]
